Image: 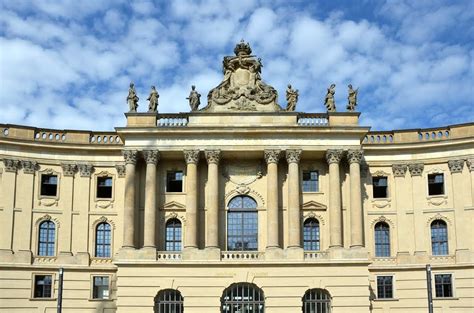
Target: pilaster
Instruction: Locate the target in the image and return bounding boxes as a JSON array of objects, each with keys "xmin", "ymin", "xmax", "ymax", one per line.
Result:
[
  {"xmin": 184, "ymin": 150, "xmax": 200, "ymax": 251},
  {"xmin": 286, "ymin": 149, "xmax": 302, "ymax": 253},
  {"xmin": 143, "ymin": 150, "xmax": 159, "ymax": 251},
  {"xmin": 347, "ymin": 150, "xmax": 364, "ymax": 248},
  {"xmin": 122, "ymin": 150, "xmax": 138, "ymax": 249},
  {"xmin": 326, "ymin": 149, "xmax": 344, "ymax": 248},
  {"xmin": 264, "ymin": 149, "xmax": 281, "ymax": 255},
  {"xmin": 205, "ymin": 150, "xmax": 220, "ymax": 252},
  {"xmin": 408, "ymin": 163, "xmax": 427, "ymax": 258}
]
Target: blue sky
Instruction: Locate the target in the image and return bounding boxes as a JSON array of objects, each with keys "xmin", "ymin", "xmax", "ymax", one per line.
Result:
[{"xmin": 0, "ymin": 0, "xmax": 473, "ymax": 131}]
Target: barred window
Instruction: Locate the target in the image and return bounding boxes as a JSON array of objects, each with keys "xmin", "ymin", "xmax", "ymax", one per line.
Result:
[
  {"xmin": 303, "ymin": 218, "xmax": 320, "ymax": 251},
  {"xmin": 38, "ymin": 221, "xmax": 55, "ymax": 256},
  {"xmin": 376, "ymin": 276, "xmax": 393, "ymax": 299},
  {"xmin": 154, "ymin": 289, "xmax": 183, "ymax": 313},
  {"xmin": 95, "ymin": 222, "xmax": 111, "ymax": 258},
  {"xmin": 227, "ymin": 196, "xmax": 258, "ymax": 251},
  {"xmin": 374, "ymin": 222, "xmax": 390, "ymax": 257},
  {"xmin": 431, "ymin": 220, "xmax": 448, "ymax": 255},
  {"xmin": 302, "ymin": 288, "xmax": 331, "ymax": 313},
  {"xmin": 302, "ymin": 170, "xmax": 319, "ymax": 192},
  {"xmin": 92, "ymin": 276, "xmax": 110, "ymax": 299},
  {"xmin": 434, "ymin": 274, "xmax": 453, "ymax": 298},
  {"xmin": 34, "ymin": 275, "xmax": 53, "ymax": 298},
  {"xmin": 165, "ymin": 218, "xmax": 182, "ymax": 251},
  {"xmin": 221, "ymin": 283, "xmax": 264, "ymax": 313}
]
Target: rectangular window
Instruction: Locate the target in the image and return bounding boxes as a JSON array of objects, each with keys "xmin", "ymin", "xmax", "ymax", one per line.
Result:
[
  {"xmin": 428, "ymin": 174, "xmax": 444, "ymax": 195},
  {"xmin": 302, "ymin": 170, "xmax": 319, "ymax": 192},
  {"xmin": 97, "ymin": 177, "xmax": 113, "ymax": 199},
  {"xmin": 92, "ymin": 276, "xmax": 110, "ymax": 299},
  {"xmin": 40, "ymin": 175, "xmax": 58, "ymax": 197},
  {"xmin": 34, "ymin": 275, "xmax": 53, "ymax": 298},
  {"xmin": 435, "ymin": 274, "xmax": 453, "ymax": 298},
  {"xmin": 373, "ymin": 176, "xmax": 388, "ymax": 198},
  {"xmin": 166, "ymin": 171, "xmax": 183, "ymax": 192},
  {"xmin": 377, "ymin": 276, "xmax": 393, "ymax": 299}
]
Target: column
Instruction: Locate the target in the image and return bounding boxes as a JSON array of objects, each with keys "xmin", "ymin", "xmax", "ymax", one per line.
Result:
[
  {"xmin": 184, "ymin": 150, "xmax": 200, "ymax": 249},
  {"xmin": 347, "ymin": 150, "xmax": 364, "ymax": 248},
  {"xmin": 448, "ymin": 159, "xmax": 469, "ymax": 257},
  {"xmin": 0, "ymin": 159, "xmax": 19, "ymax": 256},
  {"xmin": 408, "ymin": 163, "xmax": 425, "ymax": 255},
  {"xmin": 265, "ymin": 149, "xmax": 281, "ymax": 249},
  {"xmin": 122, "ymin": 150, "xmax": 138, "ymax": 249},
  {"xmin": 286, "ymin": 149, "xmax": 302, "ymax": 248},
  {"xmin": 326, "ymin": 150, "xmax": 343, "ymax": 248},
  {"xmin": 205, "ymin": 150, "xmax": 220, "ymax": 249},
  {"xmin": 143, "ymin": 150, "xmax": 159, "ymax": 249}
]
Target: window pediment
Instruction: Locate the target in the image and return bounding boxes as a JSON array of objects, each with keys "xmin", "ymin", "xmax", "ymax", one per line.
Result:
[
  {"xmin": 162, "ymin": 201, "xmax": 186, "ymax": 211},
  {"xmin": 302, "ymin": 201, "xmax": 327, "ymax": 211}
]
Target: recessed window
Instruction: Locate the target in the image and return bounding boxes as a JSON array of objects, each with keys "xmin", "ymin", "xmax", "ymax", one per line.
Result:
[
  {"xmin": 40, "ymin": 174, "xmax": 58, "ymax": 197},
  {"xmin": 372, "ymin": 176, "xmax": 388, "ymax": 198},
  {"xmin": 302, "ymin": 288, "xmax": 331, "ymax": 313},
  {"xmin": 431, "ymin": 220, "xmax": 448, "ymax": 256},
  {"xmin": 155, "ymin": 289, "xmax": 183, "ymax": 313},
  {"xmin": 303, "ymin": 218, "xmax": 320, "ymax": 251},
  {"xmin": 34, "ymin": 275, "xmax": 53, "ymax": 298},
  {"xmin": 92, "ymin": 276, "xmax": 110, "ymax": 299},
  {"xmin": 435, "ymin": 274, "xmax": 453, "ymax": 298},
  {"xmin": 374, "ymin": 222, "xmax": 390, "ymax": 257},
  {"xmin": 227, "ymin": 196, "xmax": 258, "ymax": 251},
  {"xmin": 302, "ymin": 170, "xmax": 319, "ymax": 192},
  {"xmin": 377, "ymin": 276, "xmax": 393, "ymax": 299},
  {"xmin": 165, "ymin": 219, "xmax": 182, "ymax": 251},
  {"xmin": 428, "ymin": 173, "xmax": 444, "ymax": 195},
  {"xmin": 166, "ymin": 171, "xmax": 183, "ymax": 192},
  {"xmin": 38, "ymin": 221, "xmax": 55, "ymax": 256},
  {"xmin": 95, "ymin": 222, "xmax": 111, "ymax": 258},
  {"xmin": 97, "ymin": 177, "xmax": 113, "ymax": 199}
]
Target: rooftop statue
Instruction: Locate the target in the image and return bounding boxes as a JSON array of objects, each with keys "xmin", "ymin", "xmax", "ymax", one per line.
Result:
[
  {"xmin": 324, "ymin": 83, "xmax": 336, "ymax": 112},
  {"xmin": 187, "ymin": 85, "xmax": 201, "ymax": 111},
  {"xmin": 147, "ymin": 85, "xmax": 159, "ymax": 113},
  {"xmin": 286, "ymin": 84, "xmax": 298, "ymax": 111},
  {"xmin": 347, "ymin": 84, "xmax": 358, "ymax": 111},
  {"xmin": 127, "ymin": 82, "xmax": 139, "ymax": 112},
  {"xmin": 202, "ymin": 40, "xmax": 281, "ymax": 112}
]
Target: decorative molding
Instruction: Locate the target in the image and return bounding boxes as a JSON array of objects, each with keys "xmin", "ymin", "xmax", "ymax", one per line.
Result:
[
  {"xmin": 164, "ymin": 212, "xmax": 186, "ymax": 225},
  {"xmin": 392, "ymin": 164, "xmax": 407, "ymax": 177},
  {"xmin": 371, "ymin": 198, "xmax": 391, "ymax": 209},
  {"xmin": 205, "ymin": 150, "xmax": 221, "ymax": 164},
  {"xmin": 301, "ymin": 200, "xmax": 327, "ymax": 211},
  {"xmin": 143, "ymin": 150, "xmax": 160, "ymax": 164},
  {"xmin": 408, "ymin": 163, "xmax": 424, "ymax": 177},
  {"xmin": 36, "ymin": 214, "xmax": 61, "ymax": 228},
  {"xmin": 162, "ymin": 201, "xmax": 186, "ymax": 211},
  {"xmin": 426, "ymin": 213, "xmax": 452, "ymax": 226},
  {"xmin": 467, "ymin": 158, "xmax": 474, "ymax": 172},
  {"xmin": 3, "ymin": 158, "xmax": 20, "ymax": 173},
  {"xmin": 285, "ymin": 149, "xmax": 302, "ymax": 164},
  {"xmin": 224, "ymin": 188, "xmax": 265, "ymax": 207},
  {"xmin": 21, "ymin": 160, "xmax": 38, "ymax": 174},
  {"xmin": 370, "ymin": 215, "xmax": 395, "ymax": 229},
  {"xmin": 122, "ymin": 150, "xmax": 138, "ymax": 165},
  {"xmin": 325, "ymin": 149, "xmax": 343, "ymax": 164},
  {"xmin": 92, "ymin": 216, "xmax": 116, "ymax": 230},
  {"xmin": 78, "ymin": 163, "xmax": 93, "ymax": 177},
  {"xmin": 183, "ymin": 150, "xmax": 200, "ymax": 164},
  {"xmin": 427, "ymin": 195, "xmax": 448, "ymax": 207},
  {"xmin": 115, "ymin": 164, "xmax": 126, "ymax": 178},
  {"xmin": 302, "ymin": 211, "xmax": 326, "ymax": 225},
  {"xmin": 61, "ymin": 163, "xmax": 77, "ymax": 177},
  {"xmin": 222, "ymin": 163, "xmax": 263, "ymax": 187},
  {"xmin": 347, "ymin": 149, "xmax": 363, "ymax": 164},
  {"xmin": 371, "ymin": 170, "xmax": 390, "ymax": 177},
  {"xmin": 264, "ymin": 149, "xmax": 281, "ymax": 164},
  {"xmin": 447, "ymin": 159, "xmax": 464, "ymax": 174}
]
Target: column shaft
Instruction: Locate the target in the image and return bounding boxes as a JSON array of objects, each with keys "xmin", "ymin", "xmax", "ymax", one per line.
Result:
[
  {"xmin": 184, "ymin": 150, "xmax": 199, "ymax": 249},
  {"xmin": 265, "ymin": 150, "xmax": 280, "ymax": 249},
  {"xmin": 205, "ymin": 150, "xmax": 220, "ymax": 248},
  {"xmin": 348, "ymin": 150, "xmax": 364, "ymax": 247},
  {"xmin": 326, "ymin": 150, "xmax": 343, "ymax": 248},
  {"xmin": 287, "ymin": 150, "xmax": 302, "ymax": 248},
  {"xmin": 143, "ymin": 150, "xmax": 159, "ymax": 248},
  {"xmin": 122, "ymin": 150, "xmax": 137, "ymax": 248}
]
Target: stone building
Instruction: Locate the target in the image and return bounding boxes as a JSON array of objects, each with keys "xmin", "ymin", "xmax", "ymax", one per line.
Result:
[{"xmin": 0, "ymin": 42, "xmax": 473, "ymax": 313}]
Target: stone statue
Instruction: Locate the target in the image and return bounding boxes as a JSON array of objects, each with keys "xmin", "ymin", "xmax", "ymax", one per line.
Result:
[
  {"xmin": 187, "ymin": 85, "xmax": 201, "ymax": 111},
  {"xmin": 127, "ymin": 82, "xmax": 139, "ymax": 112},
  {"xmin": 347, "ymin": 84, "xmax": 358, "ymax": 111},
  {"xmin": 286, "ymin": 84, "xmax": 298, "ymax": 111},
  {"xmin": 147, "ymin": 86, "xmax": 159, "ymax": 112},
  {"xmin": 324, "ymin": 83, "xmax": 336, "ymax": 112}
]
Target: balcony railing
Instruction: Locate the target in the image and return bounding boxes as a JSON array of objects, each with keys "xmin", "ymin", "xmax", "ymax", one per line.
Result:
[
  {"xmin": 157, "ymin": 114, "xmax": 189, "ymax": 127},
  {"xmin": 157, "ymin": 251, "xmax": 182, "ymax": 261},
  {"xmin": 297, "ymin": 113, "xmax": 329, "ymax": 126},
  {"xmin": 221, "ymin": 251, "xmax": 264, "ymax": 260},
  {"xmin": 303, "ymin": 251, "xmax": 329, "ymax": 260}
]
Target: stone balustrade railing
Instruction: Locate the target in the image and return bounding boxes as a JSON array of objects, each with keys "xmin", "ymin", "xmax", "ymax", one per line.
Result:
[
  {"xmin": 221, "ymin": 251, "xmax": 264, "ymax": 260},
  {"xmin": 89, "ymin": 133, "xmax": 123, "ymax": 144},
  {"xmin": 157, "ymin": 114, "xmax": 189, "ymax": 127},
  {"xmin": 297, "ymin": 113, "xmax": 329, "ymax": 126},
  {"xmin": 303, "ymin": 251, "xmax": 329, "ymax": 260},
  {"xmin": 157, "ymin": 252, "xmax": 182, "ymax": 261}
]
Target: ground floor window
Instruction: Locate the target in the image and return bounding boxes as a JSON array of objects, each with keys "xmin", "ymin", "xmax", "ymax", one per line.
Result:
[
  {"xmin": 92, "ymin": 276, "xmax": 110, "ymax": 299},
  {"xmin": 434, "ymin": 274, "xmax": 453, "ymax": 298},
  {"xmin": 154, "ymin": 289, "xmax": 183, "ymax": 313},
  {"xmin": 376, "ymin": 276, "xmax": 393, "ymax": 299},
  {"xmin": 33, "ymin": 274, "xmax": 53, "ymax": 298},
  {"xmin": 221, "ymin": 283, "xmax": 264, "ymax": 313},
  {"xmin": 302, "ymin": 289, "xmax": 331, "ymax": 313}
]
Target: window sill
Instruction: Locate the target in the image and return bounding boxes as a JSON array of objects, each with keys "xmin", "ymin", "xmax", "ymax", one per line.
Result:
[
  {"xmin": 302, "ymin": 191, "xmax": 323, "ymax": 194},
  {"xmin": 164, "ymin": 192, "xmax": 185, "ymax": 195},
  {"xmin": 373, "ymin": 298, "xmax": 399, "ymax": 302},
  {"xmin": 30, "ymin": 298, "xmax": 56, "ymax": 301},
  {"xmin": 89, "ymin": 298, "xmax": 113, "ymax": 301},
  {"xmin": 434, "ymin": 297, "xmax": 458, "ymax": 300}
]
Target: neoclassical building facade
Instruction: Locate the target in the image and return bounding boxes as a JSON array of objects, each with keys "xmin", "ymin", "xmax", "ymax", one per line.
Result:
[{"xmin": 0, "ymin": 43, "xmax": 473, "ymax": 313}]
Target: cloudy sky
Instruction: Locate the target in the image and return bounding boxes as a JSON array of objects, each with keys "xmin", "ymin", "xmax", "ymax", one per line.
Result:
[{"xmin": 0, "ymin": 0, "xmax": 473, "ymax": 131}]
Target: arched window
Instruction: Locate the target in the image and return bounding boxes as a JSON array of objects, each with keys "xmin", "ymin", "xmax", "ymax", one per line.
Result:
[
  {"xmin": 154, "ymin": 289, "xmax": 183, "ymax": 313},
  {"xmin": 303, "ymin": 218, "xmax": 320, "ymax": 251},
  {"xmin": 374, "ymin": 222, "xmax": 390, "ymax": 257},
  {"xmin": 38, "ymin": 221, "xmax": 55, "ymax": 256},
  {"xmin": 95, "ymin": 222, "xmax": 111, "ymax": 258},
  {"xmin": 227, "ymin": 196, "xmax": 258, "ymax": 251},
  {"xmin": 221, "ymin": 283, "xmax": 264, "ymax": 313},
  {"xmin": 165, "ymin": 219, "xmax": 182, "ymax": 251},
  {"xmin": 431, "ymin": 220, "xmax": 448, "ymax": 255},
  {"xmin": 302, "ymin": 289, "xmax": 331, "ymax": 313}
]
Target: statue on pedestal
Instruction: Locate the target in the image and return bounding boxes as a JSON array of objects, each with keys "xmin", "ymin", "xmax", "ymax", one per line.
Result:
[
  {"xmin": 347, "ymin": 84, "xmax": 358, "ymax": 111},
  {"xmin": 147, "ymin": 86, "xmax": 159, "ymax": 112},
  {"xmin": 286, "ymin": 84, "xmax": 298, "ymax": 111},
  {"xmin": 324, "ymin": 83, "xmax": 336, "ymax": 112},
  {"xmin": 187, "ymin": 85, "xmax": 201, "ymax": 111},
  {"xmin": 127, "ymin": 82, "xmax": 139, "ymax": 112}
]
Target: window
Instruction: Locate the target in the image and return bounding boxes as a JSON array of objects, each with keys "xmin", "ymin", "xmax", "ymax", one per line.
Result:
[
  {"xmin": 38, "ymin": 221, "xmax": 55, "ymax": 256},
  {"xmin": 303, "ymin": 218, "xmax": 320, "ymax": 251},
  {"xmin": 34, "ymin": 275, "xmax": 53, "ymax": 298},
  {"xmin": 95, "ymin": 222, "xmax": 111, "ymax": 258},
  {"xmin": 431, "ymin": 220, "xmax": 448, "ymax": 255},
  {"xmin": 372, "ymin": 176, "xmax": 388, "ymax": 198},
  {"xmin": 221, "ymin": 283, "xmax": 264, "ymax": 313},
  {"xmin": 154, "ymin": 289, "xmax": 183, "ymax": 313},
  {"xmin": 40, "ymin": 174, "xmax": 58, "ymax": 196},
  {"xmin": 165, "ymin": 219, "xmax": 182, "ymax": 251},
  {"xmin": 227, "ymin": 196, "xmax": 258, "ymax": 251},
  {"xmin": 376, "ymin": 276, "xmax": 393, "ymax": 299},
  {"xmin": 428, "ymin": 173, "xmax": 444, "ymax": 195},
  {"xmin": 434, "ymin": 274, "xmax": 453, "ymax": 298},
  {"xmin": 166, "ymin": 171, "xmax": 183, "ymax": 192},
  {"xmin": 97, "ymin": 177, "xmax": 112, "ymax": 199},
  {"xmin": 302, "ymin": 170, "xmax": 319, "ymax": 192},
  {"xmin": 302, "ymin": 288, "xmax": 331, "ymax": 313},
  {"xmin": 374, "ymin": 222, "xmax": 390, "ymax": 257},
  {"xmin": 92, "ymin": 276, "xmax": 110, "ymax": 299}
]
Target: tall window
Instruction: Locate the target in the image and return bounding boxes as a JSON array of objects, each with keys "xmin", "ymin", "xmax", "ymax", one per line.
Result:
[
  {"xmin": 34, "ymin": 275, "xmax": 53, "ymax": 298},
  {"xmin": 374, "ymin": 222, "xmax": 390, "ymax": 257},
  {"xmin": 38, "ymin": 221, "xmax": 55, "ymax": 256},
  {"xmin": 154, "ymin": 289, "xmax": 184, "ymax": 313},
  {"xmin": 431, "ymin": 220, "xmax": 448, "ymax": 255},
  {"xmin": 302, "ymin": 289, "xmax": 331, "ymax": 313},
  {"xmin": 227, "ymin": 196, "xmax": 258, "ymax": 251},
  {"xmin": 95, "ymin": 222, "xmax": 111, "ymax": 258},
  {"xmin": 97, "ymin": 176, "xmax": 113, "ymax": 198},
  {"xmin": 166, "ymin": 171, "xmax": 183, "ymax": 192},
  {"xmin": 92, "ymin": 276, "xmax": 110, "ymax": 299},
  {"xmin": 376, "ymin": 276, "xmax": 393, "ymax": 299},
  {"xmin": 40, "ymin": 174, "xmax": 58, "ymax": 196},
  {"xmin": 302, "ymin": 170, "xmax": 319, "ymax": 192},
  {"xmin": 165, "ymin": 219, "xmax": 182, "ymax": 251},
  {"xmin": 428, "ymin": 173, "xmax": 444, "ymax": 195},
  {"xmin": 434, "ymin": 274, "xmax": 453, "ymax": 298},
  {"xmin": 221, "ymin": 283, "xmax": 264, "ymax": 313},
  {"xmin": 372, "ymin": 176, "xmax": 388, "ymax": 198},
  {"xmin": 303, "ymin": 218, "xmax": 320, "ymax": 251}
]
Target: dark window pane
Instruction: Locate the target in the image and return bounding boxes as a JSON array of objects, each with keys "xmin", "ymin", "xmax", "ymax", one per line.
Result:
[
  {"xmin": 434, "ymin": 274, "xmax": 453, "ymax": 298},
  {"xmin": 34, "ymin": 275, "xmax": 52, "ymax": 298},
  {"xmin": 302, "ymin": 171, "xmax": 319, "ymax": 192},
  {"xmin": 40, "ymin": 174, "xmax": 58, "ymax": 196},
  {"xmin": 221, "ymin": 284, "xmax": 265, "ymax": 313},
  {"xmin": 166, "ymin": 171, "xmax": 183, "ymax": 192},
  {"xmin": 377, "ymin": 276, "xmax": 393, "ymax": 299},
  {"xmin": 372, "ymin": 176, "xmax": 388, "ymax": 198},
  {"xmin": 154, "ymin": 289, "xmax": 183, "ymax": 313},
  {"xmin": 428, "ymin": 174, "xmax": 444, "ymax": 195},
  {"xmin": 93, "ymin": 276, "xmax": 110, "ymax": 299},
  {"xmin": 97, "ymin": 177, "xmax": 113, "ymax": 198},
  {"xmin": 302, "ymin": 288, "xmax": 331, "ymax": 313}
]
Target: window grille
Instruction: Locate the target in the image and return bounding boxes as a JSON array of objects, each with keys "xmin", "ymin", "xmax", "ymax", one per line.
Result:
[
  {"xmin": 374, "ymin": 222, "xmax": 390, "ymax": 257},
  {"xmin": 303, "ymin": 218, "xmax": 320, "ymax": 251},
  {"xmin": 38, "ymin": 221, "xmax": 55, "ymax": 256},
  {"xmin": 227, "ymin": 196, "xmax": 258, "ymax": 251},
  {"xmin": 431, "ymin": 220, "xmax": 448, "ymax": 255},
  {"xmin": 95, "ymin": 222, "xmax": 111, "ymax": 258},
  {"xmin": 154, "ymin": 289, "xmax": 184, "ymax": 313},
  {"xmin": 376, "ymin": 276, "xmax": 393, "ymax": 299},
  {"xmin": 165, "ymin": 218, "xmax": 182, "ymax": 251},
  {"xmin": 221, "ymin": 283, "xmax": 264, "ymax": 313},
  {"xmin": 302, "ymin": 289, "xmax": 331, "ymax": 313}
]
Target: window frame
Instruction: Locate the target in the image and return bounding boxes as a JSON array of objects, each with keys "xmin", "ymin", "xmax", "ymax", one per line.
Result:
[
  {"xmin": 372, "ymin": 176, "xmax": 388, "ymax": 199},
  {"xmin": 38, "ymin": 169, "xmax": 61, "ymax": 201},
  {"xmin": 302, "ymin": 170, "xmax": 319, "ymax": 193},
  {"xmin": 303, "ymin": 218, "xmax": 320, "ymax": 251},
  {"xmin": 430, "ymin": 219, "xmax": 449, "ymax": 256},
  {"xmin": 165, "ymin": 170, "xmax": 184, "ymax": 193},
  {"xmin": 165, "ymin": 218, "xmax": 182, "ymax": 252},
  {"xmin": 226, "ymin": 196, "xmax": 259, "ymax": 251},
  {"xmin": 374, "ymin": 221, "xmax": 391, "ymax": 258},
  {"xmin": 427, "ymin": 173, "xmax": 445, "ymax": 196},
  {"xmin": 31, "ymin": 273, "xmax": 55, "ymax": 300},
  {"xmin": 154, "ymin": 289, "xmax": 184, "ymax": 313},
  {"xmin": 96, "ymin": 176, "xmax": 113, "ymax": 200},
  {"xmin": 221, "ymin": 283, "xmax": 265, "ymax": 313},
  {"xmin": 95, "ymin": 222, "xmax": 112, "ymax": 258},
  {"xmin": 90, "ymin": 274, "xmax": 112, "ymax": 300},
  {"xmin": 302, "ymin": 288, "xmax": 332, "ymax": 313},
  {"xmin": 433, "ymin": 273, "xmax": 454, "ymax": 299},
  {"xmin": 37, "ymin": 220, "xmax": 56, "ymax": 257},
  {"xmin": 376, "ymin": 275, "xmax": 394, "ymax": 299}
]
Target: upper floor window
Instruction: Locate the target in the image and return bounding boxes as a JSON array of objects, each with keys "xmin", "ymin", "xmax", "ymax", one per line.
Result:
[
  {"xmin": 428, "ymin": 173, "xmax": 444, "ymax": 195},
  {"xmin": 40, "ymin": 174, "xmax": 58, "ymax": 196},
  {"xmin": 34, "ymin": 274, "xmax": 53, "ymax": 298},
  {"xmin": 227, "ymin": 196, "xmax": 258, "ymax": 251},
  {"xmin": 154, "ymin": 289, "xmax": 183, "ymax": 313},
  {"xmin": 97, "ymin": 176, "xmax": 113, "ymax": 199},
  {"xmin": 374, "ymin": 222, "xmax": 390, "ymax": 257},
  {"xmin": 376, "ymin": 276, "xmax": 393, "ymax": 299},
  {"xmin": 92, "ymin": 276, "xmax": 110, "ymax": 299},
  {"xmin": 431, "ymin": 220, "xmax": 448, "ymax": 255},
  {"xmin": 38, "ymin": 221, "xmax": 55, "ymax": 256},
  {"xmin": 302, "ymin": 170, "xmax": 319, "ymax": 192},
  {"xmin": 166, "ymin": 171, "xmax": 183, "ymax": 192},
  {"xmin": 165, "ymin": 218, "xmax": 182, "ymax": 251},
  {"xmin": 372, "ymin": 176, "xmax": 388, "ymax": 198},
  {"xmin": 95, "ymin": 222, "xmax": 111, "ymax": 258},
  {"xmin": 302, "ymin": 288, "xmax": 331, "ymax": 313},
  {"xmin": 434, "ymin": 274, "xmax": 453, "ymax": 298},
  {"xmin": 221, "ymin": 283, "xmax": 264, "ymax": 313},
  {"xmin": 303, "ymin": 218, "xmax": 320, "ymax": 251}
]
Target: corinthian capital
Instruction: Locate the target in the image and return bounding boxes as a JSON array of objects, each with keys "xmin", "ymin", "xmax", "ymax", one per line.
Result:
[
  {"xmin": 392, "ymin": 164, "xmax": 407, "ymax": 177},
  {"xmin": 21, "ymin": 160, "xmax": 38, "ymax": 174},
  {"xmin": 347, "ymin": 150, "xmax": 363, "ymax": 164},
  {"xmin": 61, "ymin": 163, "xmax": 77, "ymax": 177},
  {"xmin": 325, "ymin": 149, "xmax": 343, "ymax": 164},
  {"xmin": 115, "ymin": 164, "xmax": 126, "ymax": 178},
  {"xmin": 205, "ymin": 150, "xmax": 221, "ymax": 164},
  {"xmin": 3, "ymin": 158, "xmax": 20, "ymax": 173},
  {"xmin": 184, "ymin": 150, "xmax": 200, "ymax": 164},
  {"xmin": 143, "ymin": 150, "xmax": 159, "ymax": 164},
  {"xmin": 78, "ymin": 163, "xmax": 93, "ymax": 177},
  {"xmin": 264, "ymin": 149, "xmax": 281, "ymax": 164},
  {"xmin": 448, "ymin": 159, "xmax": 464, "ymax": 173},
  {"xmin": 122, "ymin": 150, "xmax": 138, "ymax": 165},
  {"xmin": 286, "ymin": 149, "xmax": 302, "ymax": 164},
  {"xmin": 408, "ymin": 163, "xmax": 424, "ymax": 177},
  {"xmin": 467, "ymin": 158, "xmax": 474, "ymax": 172}
]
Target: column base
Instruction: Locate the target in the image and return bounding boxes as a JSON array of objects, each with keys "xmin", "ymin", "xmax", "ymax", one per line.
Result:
[
  {"xmin": 285, "ymin": 247, "xmax": 304, "ymax": 260},
  {"xmin": 116, "ymin": 247, "xmax": 139, "ymax": 260},
  {"xmin": 0, "ymin": 249, "xmax": 14, "ymax": 262},
  {"xmin": 76, "ymin": 252, "xmax": 90, "ymax": 265},
  {"xmin": 265, "ymin": 247, "xmax": 283, "ymax": 260},
  {"xmin": 203, "ymin": 247, "xmax": 221, "ymax": 260},
  {"xmin": 15, "ymin": 250, "xmax": 33, "ymax": 264},
  {"xmin": 413, "ymin": 250, "xmax": 429, "ymax": 263},
  {"xmin": 140, "ymin": 247, "xmax": 158, "ymax": 260},
  {"xmin": 455, "ymin": 249, "xmax": 473, "ymax": 262},
  {"xmin": 182, "ymin": 247, "xmax": 200, "ymax": 261},
  {"xmin": 396, "ymin": 251, "xmax": 411, "ymax": 264}
]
